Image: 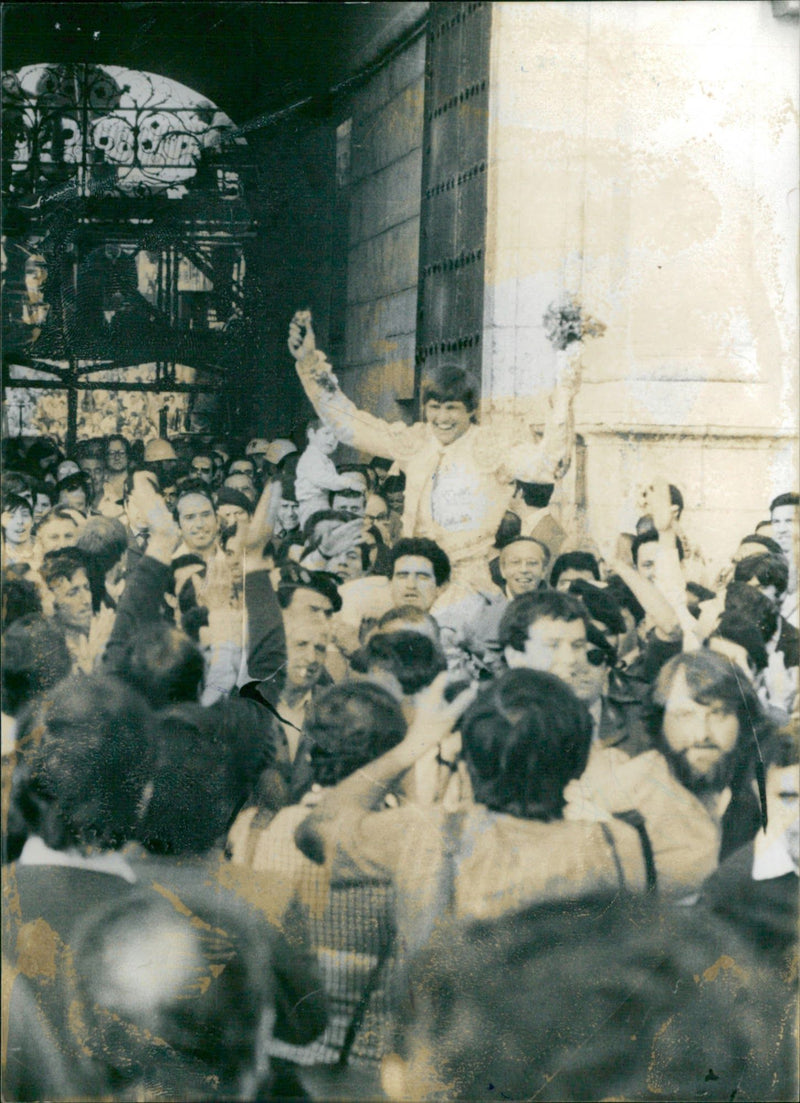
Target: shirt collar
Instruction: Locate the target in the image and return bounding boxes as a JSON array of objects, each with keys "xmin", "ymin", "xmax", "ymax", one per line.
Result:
[
  {"xmin": 18, "ymin": 835, "xmax": 138, "ymax": 883},
  {"xmin": 752, "ymin": 827, "xmax": 799, "ymax": 881}
]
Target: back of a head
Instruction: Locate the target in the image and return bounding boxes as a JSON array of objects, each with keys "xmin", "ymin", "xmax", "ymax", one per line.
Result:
[
  {"xmin": 460, "ymin": 668, "xmax": 592, "ymax": 819},
  {"xmin": 304, "ymin": 680, "xmax": 407, "ymax": 787},
  {"xmin": 710, "ymin": 613, "xmax": 768, "ymax": 674},
  {"xmin": 396, "ymin": 893, "xmax": 783, "ymax": 1102},
  {"xmin": 75, "ymin": 515, "xmax": 128, "ymax": 576},
  {"xmin": 567, "ymin": 578, "xmax": 626, "ymax": 636},
  {"xmin": 514, "ymin": 480, "xmax": 554, "ymax": 509},
  {"xmin": 739, "ymin": 532, "xmax": 784, "ymax": 558},
  {"xmin": 377, "ymin": 605, "xmax": 442, "ymax": 642},
  {"xmin": 119, "ymin": 621, "xmax": 205, "ymax": 708},
  {"xmin": 69, "ymin": 889, "xmax": 275, "ymax": 1101},
  {"xmin": 723, "ymin": 580, "xmax": 779, "ymax": 642},
  {"xmin": 1, "ymin": 571, "xmax": 43, "ymax": 631},
  {"xmin": 2, "ymin": 614, "xmax": 71, "ymax": 717},
  {"xmin": 499, "ymin": 589, "xmax": 588, "ymax": 653},
  {"xmin": 732, "ymin": 553, "xmax": 789, "ymax": 598},
  {"xmin": 350, "ymin": 629, "xmax": 447, "ymax": 697},
  {"xmin": 14, "ymin": 673, "xmax": 154, "ymax": 852},
  {"xmin": 138, "ymin": 704, "xmax": 269, "ymax": 856}
]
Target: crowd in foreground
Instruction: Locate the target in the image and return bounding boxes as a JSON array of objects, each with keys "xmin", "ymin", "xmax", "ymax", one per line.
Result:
[{"xmin": 1, "ymin": 312, "xmax": 798, "ymax": 1101}]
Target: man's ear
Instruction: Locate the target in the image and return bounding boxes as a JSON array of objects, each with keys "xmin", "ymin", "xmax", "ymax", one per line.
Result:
[{"xmin": 504, "ymin": 645, "xmax": 525, "ymax": 669}]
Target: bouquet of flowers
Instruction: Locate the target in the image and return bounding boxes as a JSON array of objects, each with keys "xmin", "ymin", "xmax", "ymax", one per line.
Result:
[{"xmin": 543, "ymin": 297, "xmax": 606, "ymax": 351}]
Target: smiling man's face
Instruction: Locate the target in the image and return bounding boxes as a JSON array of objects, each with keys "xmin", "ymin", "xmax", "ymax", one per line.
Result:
[{"xmin": 423, "ymin": 400, "xmax": 472, "ymax": 446}]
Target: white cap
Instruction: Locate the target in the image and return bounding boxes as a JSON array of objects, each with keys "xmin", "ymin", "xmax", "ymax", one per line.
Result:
[
  {"xmin": 245, "ymin": 438, "xmax": 270, "ymax": 456},
  {"xmin": 144, "ymin": 438, "xmax": 178, "ymax": 462},
  {"xmin": 56, "ymin": 460, "xmax": 82, "ymax": 481},
  {"xmin": 265, "ymin": 439, "xmax": 298, "ymax": 465}
]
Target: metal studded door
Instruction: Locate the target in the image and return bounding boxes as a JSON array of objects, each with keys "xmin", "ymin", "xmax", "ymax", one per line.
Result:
[{"xmin": 414, "ymin": 1, "xmax": 492, "ymax": 407}]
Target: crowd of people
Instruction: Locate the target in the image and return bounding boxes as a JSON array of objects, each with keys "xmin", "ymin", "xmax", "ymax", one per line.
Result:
[{"xmin": 1, "ymin": 310, "xmax": 797, "ymax": 1101}]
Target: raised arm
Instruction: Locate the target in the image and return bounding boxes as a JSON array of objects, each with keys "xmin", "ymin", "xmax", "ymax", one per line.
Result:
[
  {"xmin": 103, "ymin": 474, "xmax": 181, "ymax": 677},
  {"xmin": 288, "ymin": 311, "xmax": 424, "ymax": 463},
  {"xmin": 504, "ymin": 302, "xmax": 603, "ymax": 484},
  {"xmin": 294, "ymin": 674, "xmax": 477, "ymax": 863},
  {"xmin": 237, "ymin": 480, "xmax": 287, "ymax": 704}
]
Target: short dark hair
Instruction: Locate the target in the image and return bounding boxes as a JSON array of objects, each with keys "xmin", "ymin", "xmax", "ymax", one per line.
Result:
[
  {"xmin": 138, "ymin": 702, "xmax": 274, "ymax": 855},
  {"xmin": 499, "ymin": 590, "xmax": 588, "ymax": 653},
  {"xmin": 56, "ymin": 471, "xmax": 91, "ymax": 499},
  {"xmin": 733, "ymin": 553, "xmax": 789, "ymax": 598},
  {"xmin": 710, "ymin": 614, "xmax": 768, "ymax": 674},
  {"xmin": 39, "ymin": 546, "xmax": 91, "ymax": 589},
  {"xmin": 350, "ymin": 629, "xmax": 447, "ymax": 697},
  {"xmin": 1, "ymin": 572, "xmax": 43, "ymax": 630},
  {"xmin": 420, "ymin": 364, "xmax": 480, "ymax": 413},
  {"xmin": 566, "ymin": 579, "xmax": 627, "ymax": 637},
  {"xmin": 303, "ymin": 680, "xmax": 407, "ymax": 786},
  {"xmin": 226, "ymin": 454, "xmax": 256, "ymax": 474},
  {"xmin": 398, "ymin": 894, "xmax": 782, "ymax": 1102},
  {"xmin": 331, "ymin": 487, "xmax": 364, "ymax": 500},
  {"xmin": 390, "ymin": 537, "xmax": 451, "ymax": 588},
  {"xmin": 760, "ymin": 727, "xmax": 799, "ymax": 769},
  {"xmin": 13, "ymin": 673, "xmax": 154, "ymax": 851},
  {"xmin": 460, "ymin": 668, "xmax": 593, "ymax": 819},
  {"xmin": 723, "ymin": 581, "xmax": 779, "ymax": 642},
  {"xmin": 739, "ymin": 533, "xmax": 783, "ymax": 557},
  {"xmin": 276, "ymin": 564, "xmax": 342, "ymax": 613},
  {"xmin": 550, "ymin": 551, "xmax": 600, "ymax": 588},
  {"xmin": 74, "ymin": 437, "xmax": 105, "ymax": 461},
  {"xmin": 668, "ymin": 483, "xmax": 684, "ymax": 517},
  {"xmin": 117, "ymin": 622, "xmax": 205, "ymax": 707},
  {"xmin": 1, "ymin": 491, "xmax": 33, "ymax": 518},
  {"xmin": 1, "ymin": 614, "xmax": 71, "ymax": 716},
  {"xmin": 514, "ymin": 480, "xmax": 554, "ymax": 509},
  {"xmin": 215, "ymin": 486, "xmax": 254, "ymax": 515},
  {"xmin": 631, "ymin": 529, "xmax": 685, "ymax": 566},
  {"xmin": 769, "ymin": 492, "xmax": 798, "ymax": 513},
  {"xmin": 382, "ymin": 473, "xmax": 406, "ymax": 494}
]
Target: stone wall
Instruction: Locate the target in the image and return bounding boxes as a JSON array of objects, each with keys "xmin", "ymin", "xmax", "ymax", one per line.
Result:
[{"xmin": 483, "ymin": 1, "xmax": 798, "ymax": 572}]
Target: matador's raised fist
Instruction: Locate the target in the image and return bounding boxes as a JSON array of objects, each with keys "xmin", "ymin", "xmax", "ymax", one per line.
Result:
[{"xmin": 288, "ymin": 310, "xmax": 316, "ymax": 361}]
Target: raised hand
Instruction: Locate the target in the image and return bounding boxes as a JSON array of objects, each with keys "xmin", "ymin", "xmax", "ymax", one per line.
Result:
[
  {"xmin": 242, "ymin": 478, "xmax": 282, "ymax": 565},
  {"xmin": 129, "ymin": 470, "xmax": 181, "ymax": 555},
  {"xmin": 642, "ymin": 478, "xmax": 674, "ymax": 534},
  {"xmin": 317, "ymin": 517, "xmax": 365, "ymax": 561},
  {"xmin": 288, "ymin": 309, "xmax": 316, "ymax": 361},
  {"xmin": 197, "ymin": 549, "xmax": 236, "ymax": 611},
  {"xmin": 402, "ymin": 671, "xmax": 478, "ymax": 757}
]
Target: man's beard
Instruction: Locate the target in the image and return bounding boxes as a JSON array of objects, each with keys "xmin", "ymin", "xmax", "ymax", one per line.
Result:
[{"xmin": 664, "ymin": 743, "xmax": 737, "ymax": 796}]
